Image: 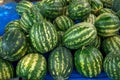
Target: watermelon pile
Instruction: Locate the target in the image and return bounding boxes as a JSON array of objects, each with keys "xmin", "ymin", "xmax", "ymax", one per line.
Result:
[{"xmin": 0, "ymin": 0, "xmax": 120, "ymax": 80}]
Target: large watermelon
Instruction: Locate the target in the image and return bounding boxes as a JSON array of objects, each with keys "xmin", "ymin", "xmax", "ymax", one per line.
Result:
[
  {"xmin": 103, "ymin": 51, "xmax": 120, "ymax": 80},
  {"xmin": 48, "ymin": 47, "xmax": 73, "ymax": 80},
  {"xmin": 16, "ymin": 53, "xmax": 47, "ymax": 80},
  {"xmin": 16, "ymin": 0, "xmax": 33, "ymax": 15},
  {"xmin": 0, "ymin": 30, "xmax": 27, "ymax": 61},
  {"xmin": 68, "ymin": 0, "xmax": 91, "ymax": 21},
  {"xmin": 95, "ymin": 13, "xmax": 120, "ymax": 37},
  {"xmin": 101, "ymin": 35, "xmax": 120, "ymax": 55},
  {"xmin": 63, "ymin": 22, "xmax": 97, "ymax": 49},
  {"xmin": 74, "ymin": 46, "xmax": 103, "ymax": 78},
  {"xmin": 0, "ymin": 59, "xmax": 14, "ymax": 80},
  {"xmin": 30, "ymin": 20, "xmax": 58, "ymax": 54}
]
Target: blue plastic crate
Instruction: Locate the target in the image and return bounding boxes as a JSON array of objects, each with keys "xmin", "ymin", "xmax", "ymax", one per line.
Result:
[{"xmin": 0, "ymin": 2, "xmax": 111, "ymax": 80}]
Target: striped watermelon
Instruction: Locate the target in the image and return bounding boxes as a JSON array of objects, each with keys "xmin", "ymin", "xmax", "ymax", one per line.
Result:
[
  {"xmin": 84, "ymin": 14, "xmax": 96, "ymax": 24},
  {"xmin": 74, "ymin": 46, "xmax": 103, "ymax": 78},
  {"xmin": 20, "ymin": 6, "xmax": 44, "ymax": 33},
  {"xmin": 101, "ymin": 35, "xmax": 120, "ymax": 55},
  {"xmin": 48, "ymin": 47, "xmax": 73, "ymax": 80},
  {"xmin": 68, "ymin": 0, "xmax": 91, "ymax": 20},
  {"xmin": 0, "ymin": 59, "xmax": 14, "ymax": 80},
  {"xmin": 103, "ymin": 51, "xmax": 120, "ymax": 80},
  {"xmin": 5, "ymin": 20, "xmax": 23, "ymax": 32},
  {"xmin": 88, "ymin": 35, "xmax": 101, "ymax": 49},
  {"xmin": 54, "ymin": 15, "xmax": 74, "ymax": 31},
  {"xmin": 16, "ymin": 53, "xmax": 47, "ymax": 80},
  {"xmin": 16, "ymin": 0, "xmax": 33, "ymax": 15},
  {"xmin": 95, "ymin": 13, "xmax": 120, "ymax": 37},
  {"xmin": 30, "ymin": 20, "xmax": 58, "ymax": 54},
  {"xmin": 0, "ymin": 30, "xmax": 27, "ymax": 61},
  {"xmin": 90, "ymin": 0, "xmax": 103, "ymax": 15},
  {"xmin": 63, "ymin": 22, "xmax": 97, "ymax": 49},
  {"xmin": 98, "ymin": 8, "xmax": 115, "ymax": 15},
  {"xmin": 37, "ymin": 0, "xmax": 67, "ymax": 19}
]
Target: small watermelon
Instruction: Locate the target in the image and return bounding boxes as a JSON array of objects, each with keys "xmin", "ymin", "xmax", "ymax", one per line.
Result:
[
  {"xmin": 16, "ymin": 53, "xmax": 47, "ymax": 80},
  {"xmin": 74, "ymin": 46, "xmax": 103, "ymax": 78}
]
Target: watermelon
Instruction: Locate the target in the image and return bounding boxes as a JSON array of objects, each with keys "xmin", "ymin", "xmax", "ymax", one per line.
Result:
[
  {"xmin": 5, "ymin": 20, "xmax": 23, "ymax": 32},
  {"xmin": 101, "ymin": 35, "xmax": 120, "ymax": 55},
  {"xmin": 54, "ymin": 15, "xmax": 74, "ymax": 31},
  {"xmin": 95, "ymin": 13, "xmax": 120, "ymax": 37},
  {"xmin": 0, "ymin": 30, "xmax": 27, "ymax": 61},
  {"xmin": 30, "ymin": 20, "xmax": 58, "ymax": 54},
  {"xmin": 20, "ymin": 6, "xmax": 44, "ymax": 33},
  {"xmin": 98, "ymin": 8, "xmax": 115, "ymax": 15},
  {"xmin": 103, "ymin": 51, "xmax": 120, "ymax": 80},
  {"xmin": 84, "ymin": 14, "xmax": 96, "ymax": 24},
  {"xmin": 48, "ymin": 47, "xmax": 73, "ymax": 80},
  {"xmin": 88, "ymin": 35, "xmax": 101, "ymax": 49},
  {"xmin": 0, "ymin": 59, "xmax": 14, "ymax": 80},
  {"xmin": 63, "ymin": 22, "xmax": 97, "ymax": 49},
  {"xmin": 16, "ymin": 0, "xmax": 33, "ymax": 15},
  {"xmin": 68, "ymin": 0, "xmax": 91, "ymax": 20},
  {"xmin": 74, "ymin": 46, "xmax": 103, "ymax": 78},
  {"xmin": 16, "ymin": 53, "xmax": 47, "ymax": 80},
  {"xmin": 90, "ymin": 0, "xmax": 103, "ymax": 15},
  {"xmin": 37, "ymin": 0, "xmax": 67, "ymax": 19}
]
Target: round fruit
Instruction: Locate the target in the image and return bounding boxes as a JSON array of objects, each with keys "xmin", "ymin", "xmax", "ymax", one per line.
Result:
[
  {"xmin": 48, "ymin": 47, "xmax": 73, "ymax": 80},
  {"xmin": 0, "ymin": 59, "xmax": 14, "ymax": 80},
  {"xmin": 30, "ymin": 20, "xmax": 58, "ymax": 54},
  {"xmin": 16, "ymin": 53, "xmax": 47, "ymax": 80},
  {"xmin": 63, "ymin": 22, "xmax": 97, "ymax": 49},
  {"xmin": 95, "ymin": 13, "xmax": 120, "ymax": 37},
  {"xmin": 103, "ymin": 51, "xmax": 120, "ymax": 80},
  {"xmin": 74, "ymin": 46, "xmax": 103, "ymax": 78}
]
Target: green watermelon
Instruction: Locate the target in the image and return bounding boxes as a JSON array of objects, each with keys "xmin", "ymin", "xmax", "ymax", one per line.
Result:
[
  {"xmin": 20, "ymin": 6, "xmax": 44, "ymax": 33},
  {"xmin": 16, "ymin": 53, "xmax": 47, "ymax": 80},
  {"xmin": 74, "ymin": 46, "xmax": 103, "ymax": 78},
  {"xmin": 95, "ymin": 13, "xmax": 120, "ymax": 37},
  {"xmin": 48, "ymin": 47, "xmax": 73, "ymax": 80},
  {"xmin": 54, "ymin": 15, "xmax": 74, "ymax": 31},
  {"xmin": 63, "ymin": 22, "xmax": 97, "ymax": 49},
  {"xmin": 0, "ymin": 30, "xmax": 27, "ymax": 61},
  {"xmin": 102, "ymin": 35, "xmax": 120, "ymax": 55},
  {"xmin": 16, "ymin": 0, "xmax": 33, "ymax": 15},
  {"xmin": 5, "ymin": 20, "xmax": 23, "ymax": 32},
  {"xmin": 0, "ymin": 59, "xmax": 14, "ymax": 80},
  {"xmin": 37, "ymin": 0, "xmax": 67, "ymax": 19},
  {"xmin": 30, "ymin": 20, "xmax": 58, "ymax": 54},
  {"xmin": 68, "ymin": 0, "xmax": 91, "ymax": 20},
  {"xmin": 90, "ymin": 0, "xmax": 103, "ymax": 15},
  {"xmin": 84, "ymin": 14, "xmax": 96, "ymax": 24},
  {"xmin": 98, "ymin": 8, "xmax": 115, "ymax": 15},
  {"xmin": 103, "ymin": 51, "xmax": 120, "ymax": 80}
]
